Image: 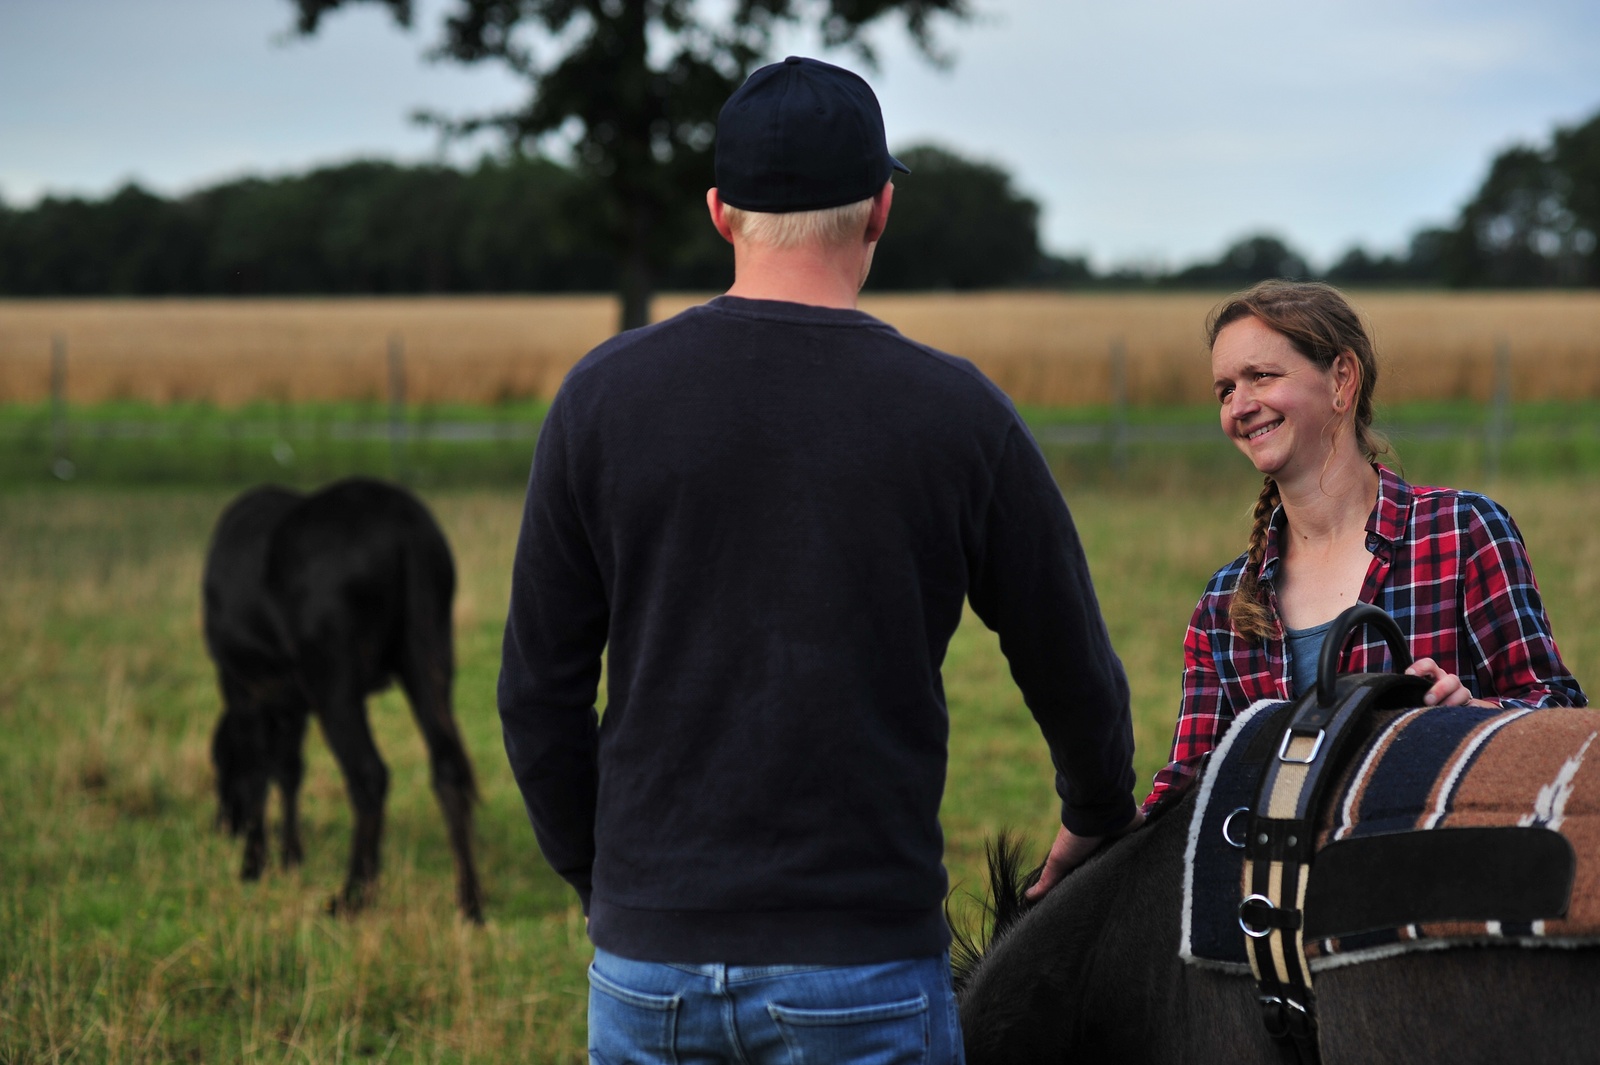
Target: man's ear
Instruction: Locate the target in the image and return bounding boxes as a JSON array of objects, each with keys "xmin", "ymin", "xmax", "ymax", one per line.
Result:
[
  {"xmin": 707, "ymin": 188, "xmax": 735, "ymax": 245},
  {"xmin": 865, "ymin": 181, "xmax": 893, "ymax": 243}
]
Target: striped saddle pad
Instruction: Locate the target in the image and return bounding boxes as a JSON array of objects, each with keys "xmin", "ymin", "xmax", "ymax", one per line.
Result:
[{"xmin": 1182, "ymin": 698, "xmax": 1600, "ymax": 972}]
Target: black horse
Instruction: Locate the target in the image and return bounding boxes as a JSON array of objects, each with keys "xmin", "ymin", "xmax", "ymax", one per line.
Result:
[
  {"xmin": 953, "ymin": 785, "xmax": 1600, "ymax": 1064},
  {"xmin": 203, "ymin": 478, "xmax": 482, "ymax": 922}
]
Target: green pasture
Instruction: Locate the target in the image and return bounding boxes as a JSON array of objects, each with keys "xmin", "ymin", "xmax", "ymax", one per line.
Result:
[
  {"xmin": 3, "ymin": 417, "xmax": 1600, "ymax": 1062},
  {"xmin": 5, "ymin": 397, "xmax": 1600, "ymax": 489}
]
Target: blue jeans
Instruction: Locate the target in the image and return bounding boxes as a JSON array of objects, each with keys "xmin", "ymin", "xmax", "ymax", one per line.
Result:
[{"xmin": 587, "ymin": 948, "xmax": 966, "ymax": 1065}]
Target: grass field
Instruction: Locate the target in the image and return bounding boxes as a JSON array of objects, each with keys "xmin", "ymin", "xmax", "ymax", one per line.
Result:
[
  {"xmin": 7, "ymin": 394, "xmax": 1600, "ymax": 490},
  {"xmin": 5, "ymin": 288, "xmax": 1600, "ymax": 1059},
  {"xmin": 4, "ymin": 465, "xmax": 1598, "ymax": 1062},
  {"xmin": 6, "ymin": 290, "xmax": 1600, "ymax": 408}
]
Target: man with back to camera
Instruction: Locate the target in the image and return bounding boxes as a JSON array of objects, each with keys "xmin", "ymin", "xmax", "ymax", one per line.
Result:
[{"xmin": 498, "ymin": 55, "xmax": 1142, "ymax": 1063}]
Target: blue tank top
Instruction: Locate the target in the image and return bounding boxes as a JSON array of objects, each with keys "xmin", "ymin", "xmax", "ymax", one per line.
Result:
[{"xmin": 1286, "ymin": 617, "xmax": 1336, "ymax": 698}]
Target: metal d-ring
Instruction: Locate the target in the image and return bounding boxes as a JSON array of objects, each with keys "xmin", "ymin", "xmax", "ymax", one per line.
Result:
[
  {"xmin": 1222, "ymin": 807, "xmax": 1251, "ymax": 848},
  {"xmin": 1238, "ymin": 893, "xmax": 1278, "ymax": 938}
]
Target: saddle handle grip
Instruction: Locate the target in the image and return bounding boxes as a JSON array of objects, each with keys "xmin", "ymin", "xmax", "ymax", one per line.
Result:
[{"xmin": 1315, "ymin": 604, "xmax": 1413, "ymax": 707}]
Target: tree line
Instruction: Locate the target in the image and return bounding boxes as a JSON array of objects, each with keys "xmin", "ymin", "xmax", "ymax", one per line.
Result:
[
  {"xmin": 1190, "ymin": 109, "xmax": 1599, "ymax": 289},
  {"xmin": 1118, "ymin": 106, "xmax": 1600, "ymax": 290},
  {"xmin": 0, "ymin": 144, "xmax": 1049, "ymax": 296},
  {"xmin": 2, "ymin": 107, "xmax": 1595, "ymax": 297}
]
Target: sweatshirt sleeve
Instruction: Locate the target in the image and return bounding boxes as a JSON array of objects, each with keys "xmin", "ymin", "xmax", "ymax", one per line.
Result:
[
  {"xmin": 966, "ymin": 422, "xmax": 1138, "ymax": 837},
  {"xmin": 497, "ymin": 396, "xmax": 611, "ymax": 910}
]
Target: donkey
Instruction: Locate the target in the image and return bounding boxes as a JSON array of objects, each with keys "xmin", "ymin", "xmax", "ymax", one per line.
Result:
[
  {"xmin": 203, "ymin": 478, "xmax": 482, "ymax": 922},
  {"xmin": 953, "ymin": 785, "xmax": 1600, "ymax": 1064}
]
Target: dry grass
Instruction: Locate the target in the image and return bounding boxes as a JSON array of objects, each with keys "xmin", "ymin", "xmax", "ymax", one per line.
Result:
[
  {"xmin": 6, "ymin": 290, "xmax": 1600, "ymax": 409},
  {"xmin": 0, "ymin": 297, "xmax": 612, "ymax": 408}
]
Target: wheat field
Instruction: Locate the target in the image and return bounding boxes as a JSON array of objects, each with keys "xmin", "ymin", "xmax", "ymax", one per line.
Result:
[{"xmin": 3, "ymin": 290, "xmax": 1600, "ymax": 409}]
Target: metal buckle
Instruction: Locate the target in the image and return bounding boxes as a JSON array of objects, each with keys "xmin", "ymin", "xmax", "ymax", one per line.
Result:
[
  {"xmin": 1259, "ymin": 994, "xmax": 1288, "ymax": 1037},
  {"xmin": 1222, "ymin": 807, "xmax": 1251, "ymax": 848},
  {"xmin": 1277, "ymin": 728, "xmax": 1325, "ymax": 764},
  {"xmin": 1282, "ymin": 993, "xmax": 1317, "ymax": 1040},
  {"xmin": 1238, "ymin": 893, "xmax": 1277, "ymax": 938}
]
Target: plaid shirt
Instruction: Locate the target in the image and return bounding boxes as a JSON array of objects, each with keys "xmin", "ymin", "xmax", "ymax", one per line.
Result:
[{"xmin": 1146, "ymin": 464, "xmax": 1586, "ymax": 808}]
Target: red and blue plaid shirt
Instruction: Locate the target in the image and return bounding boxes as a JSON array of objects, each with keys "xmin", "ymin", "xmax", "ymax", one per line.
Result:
[{"xmin": 1145, "ymin": 464, "xmax": 1586, "ymax": 809}]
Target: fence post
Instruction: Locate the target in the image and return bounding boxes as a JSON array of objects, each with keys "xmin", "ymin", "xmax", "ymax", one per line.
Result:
[
  {"xmin": 388, "ymin": 333, "xmax": 408, "ymax": 483},
  {"xmin": 50, "ymin": 333, "xmax": 74, "ymax": 480},
  {"xmin": 1109, "ymin": 337, "xmax": 1128, "ymax": 476},
  {"xmin": 1485, "ymin": 337, "xmax": 1511, "ymax": 480}
]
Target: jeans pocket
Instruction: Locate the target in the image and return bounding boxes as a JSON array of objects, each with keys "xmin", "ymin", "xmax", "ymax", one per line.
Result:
[
  {"xmin": 769, "ymin": 992, "xmax": 929, "ymax": 1065},
  {"xmin": 588, "ymin": 963, "xmax": 680, "ymax": 1065}
]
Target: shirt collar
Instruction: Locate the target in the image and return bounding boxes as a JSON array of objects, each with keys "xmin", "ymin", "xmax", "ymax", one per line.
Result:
[
  {"xmin": 1257, "ymin": 463, "xmax": 1411, "ymax": 583},
  {"xmin": 1260, "ymin": 504, "xmax": 1286, "ymax": 584},
  {"xmin": 1367, "ymin": 463, "xmax": 1411, "ymax": 554}
]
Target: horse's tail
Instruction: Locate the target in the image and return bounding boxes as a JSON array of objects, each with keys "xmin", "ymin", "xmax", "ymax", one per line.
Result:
[{"xmin": 949, "ymin": 832, "xmax": 1042, "ymax": 994}]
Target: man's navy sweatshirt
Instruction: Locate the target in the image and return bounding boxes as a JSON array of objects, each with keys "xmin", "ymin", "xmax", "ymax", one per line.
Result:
[{"xmin": 498, "ymin": 296, "xmax": 1136, "ymax": 965}]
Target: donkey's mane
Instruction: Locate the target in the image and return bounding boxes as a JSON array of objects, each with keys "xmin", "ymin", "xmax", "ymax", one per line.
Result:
[
  {"xmin": 949, "ymin": 833, "xmax": 1039, "ymax": 994},
  {"xmin": 949, "ymin": 781, "xmax": 1196, "ymax": 995}
]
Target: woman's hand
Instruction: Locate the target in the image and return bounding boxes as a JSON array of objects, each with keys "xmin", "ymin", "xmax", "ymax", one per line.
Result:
[{"xmin": 1404, "ymin": 657, "xmax": 1498, "ymax": 708}]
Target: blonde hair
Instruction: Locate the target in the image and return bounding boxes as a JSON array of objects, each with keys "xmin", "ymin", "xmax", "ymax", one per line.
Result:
[
  {"xmin": 722, "ymin": 196, "xmax": 875, "ymax": 249},
  {"xmin": 1212, "ymin": 280, "xmax": 1392, "ymax": 644}
]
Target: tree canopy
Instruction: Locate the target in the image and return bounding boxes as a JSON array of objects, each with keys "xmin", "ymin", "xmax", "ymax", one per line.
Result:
[
  {"xmin": 1165, "ymin": 234, "xmax": 1312, "ymax": 287},
  {"xmin": 0, "ymin": 158, "xmax": 612, "ymax": 296},
  {"xmin": 0, "ymin": 147, "xmax": 1062, "ymax": 297},
  {"xmin": 286, "ymin": 0, "xmax": 970, "ymax": 327},
  {"xmin": 1441, "ymin": 112, "xmax": 1600, "ymax": 287},
  {"xmin": 868, "ymin": 144, "xmax": 1043, "ymax": 290}
]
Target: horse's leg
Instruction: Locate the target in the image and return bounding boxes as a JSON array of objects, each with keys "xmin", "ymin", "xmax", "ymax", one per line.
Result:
[
  {"xmin": 273, "ymin": 705, "xmax": 310, "ymax": 869},
  {"xmin": 239, "ymin": 780, "xmax": 270, "ymax": 881},
  {"xmin": 310, "ymin": 673, "xmax": 389, "ymax": 916},
  {"xmin": 213, "ymin": 682, "xmax": 271, "ymax": 882},
  {"xmin": 397, "ymin": 656, "xmax": 482, "ymax": 923}
]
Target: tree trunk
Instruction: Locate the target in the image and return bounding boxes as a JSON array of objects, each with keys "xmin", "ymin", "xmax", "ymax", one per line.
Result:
[
  {"xmin": 617, "ymin": 200, "xmax": 655, "ymax": 332},
  {"xmin": 618, "ymin": 257, "xmax": 652, "ymax": 332}
]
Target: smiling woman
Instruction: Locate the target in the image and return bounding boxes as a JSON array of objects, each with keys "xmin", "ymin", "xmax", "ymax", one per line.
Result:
[{"xmin": 1145, "ymin": 280, "xmax": 1588, "ymax": 810}]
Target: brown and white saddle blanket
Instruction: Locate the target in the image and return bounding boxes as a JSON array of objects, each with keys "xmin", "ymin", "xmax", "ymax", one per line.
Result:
[{"xmin": 1183, "ymin": 698, "xmax": 1600, "ymax": 972}]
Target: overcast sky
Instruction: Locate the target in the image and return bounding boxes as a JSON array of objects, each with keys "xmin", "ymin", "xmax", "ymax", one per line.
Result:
[{"xmin": 3, "ymin": 0, "xmax": 1597, "ymax": 271}]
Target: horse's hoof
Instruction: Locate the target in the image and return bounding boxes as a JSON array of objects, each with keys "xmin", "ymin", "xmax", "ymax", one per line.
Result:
[
  {"xmin": 328, "ymin": 882, "xmax": 374, "ymax": 918},
  {"xmin": 325, "ymin": 894, "xmax": 350, "ymax": 918}
]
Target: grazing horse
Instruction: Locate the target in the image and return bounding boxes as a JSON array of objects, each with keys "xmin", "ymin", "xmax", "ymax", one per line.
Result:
[
  {"xmin": 952, "ymin": 785, "xmax": 1600, "ymax": 1064},
  {"xmin": 203, "ymin": 478, "xmax": 483, "ymax": 922}
]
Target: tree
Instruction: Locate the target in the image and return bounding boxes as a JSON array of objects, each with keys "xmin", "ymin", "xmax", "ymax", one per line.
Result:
[
  {"xmin": 1324, "ymin": 227, "xmax": 1452, "ymax": 286},
  {"xmin": 1553, "ymin": 111, "xmax": 1600, "ymax": 274},
  {"xmin": 1166, "ymin": 233, "xmax": 1311, "ymax": 287},
  {"xmin": 287, "ymin": 0, "xmax": 971, "ymax": 329},
  {"xmin": 1443, "ymin": 111, "xmax": 1600, "ymax": 288},
  {"xmin": 0, "ymin": 158, "xmax": 621, "ymax": 297},
  {"xmin": 866, "ymin": 143, "xmax": 1043, "ymax": 290}
]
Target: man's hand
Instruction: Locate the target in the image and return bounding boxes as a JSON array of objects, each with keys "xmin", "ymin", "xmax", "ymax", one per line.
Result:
[{"xmin": 1024, "ymin": 809, "xmax": 1146, "ymax": 901}]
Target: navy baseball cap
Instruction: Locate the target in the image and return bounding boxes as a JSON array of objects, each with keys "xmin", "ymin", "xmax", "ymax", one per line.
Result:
[{"xmin": 715, "ymin": 56, "xmax": 909, "ymax": 214}]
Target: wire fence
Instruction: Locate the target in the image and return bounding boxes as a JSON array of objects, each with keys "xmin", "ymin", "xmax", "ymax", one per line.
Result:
[{"xmin": 8, "ymin": 333, "xmax": 1600, "ymax": 489}]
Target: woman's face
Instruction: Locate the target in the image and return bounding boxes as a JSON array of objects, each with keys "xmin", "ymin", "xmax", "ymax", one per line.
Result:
[{"xmin": 1211, "ymin": 315, "xmax": 1345, "ymax": 478}]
